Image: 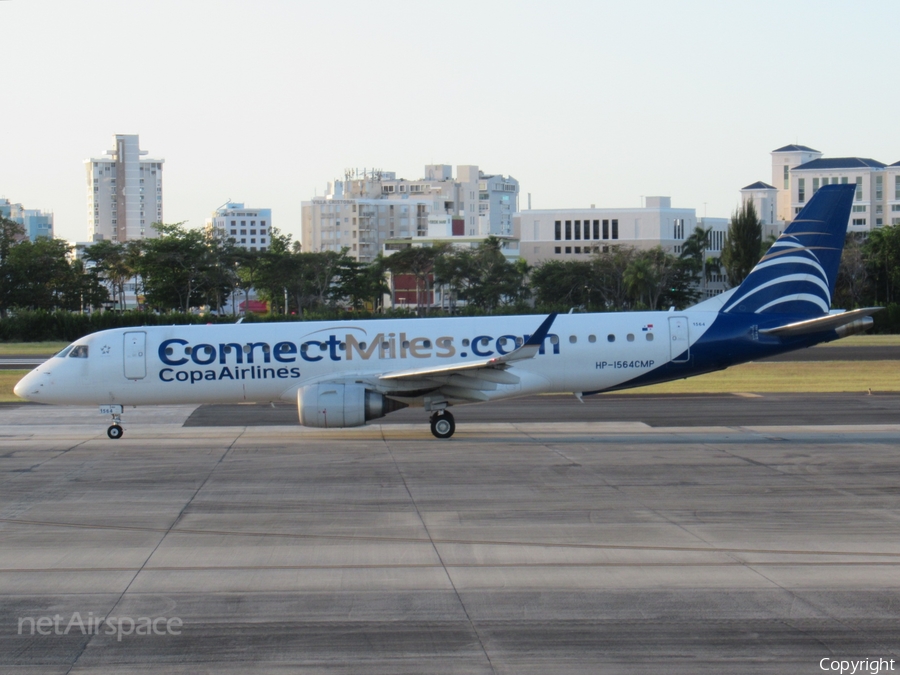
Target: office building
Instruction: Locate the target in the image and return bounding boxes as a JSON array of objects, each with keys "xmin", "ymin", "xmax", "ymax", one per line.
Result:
[
  {"xmin": 84, "ymin": 134, "xmax": 164, "ymax": 242},
  {"xmin": 205, "ymin": 202, "xmax": 272, "ymax": 251},
  {"xmin": 515, "ymin": 197, "xmax": 729, "ymax": 299},
  {"xmin": 768, "ymin": 144, "xmax": 900, "ymax": 231}
]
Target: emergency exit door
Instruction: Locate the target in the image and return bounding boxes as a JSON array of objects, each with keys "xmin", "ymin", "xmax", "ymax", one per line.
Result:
[
  {"xmin": 124, "ymin": 331, "xmax": 146, "ymax": 379},
  {"xmin": 668, "ymin": 317, "xmax": 690, "ymax": 363}
]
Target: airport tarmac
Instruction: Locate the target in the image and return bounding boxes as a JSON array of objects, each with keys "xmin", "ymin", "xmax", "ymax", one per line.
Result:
[{"xmin": 1, "ymin": 401, "xmax": 899, "ymax": 673}]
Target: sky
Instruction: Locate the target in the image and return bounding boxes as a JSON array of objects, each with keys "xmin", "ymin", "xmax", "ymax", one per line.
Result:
[{"xmin": 2, "ymin": 0, "xmax": 899, "ymax": 244}]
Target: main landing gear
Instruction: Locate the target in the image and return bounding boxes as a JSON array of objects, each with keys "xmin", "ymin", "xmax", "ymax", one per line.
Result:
[{"xmin": 430, "ymin": 410, "xmax": 455, "ymax": 439}]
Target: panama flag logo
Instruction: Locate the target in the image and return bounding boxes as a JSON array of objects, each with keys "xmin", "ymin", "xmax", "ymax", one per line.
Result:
[{"xmin": 642, "ymin": 324, "xmax": 653, "ymax": 332}]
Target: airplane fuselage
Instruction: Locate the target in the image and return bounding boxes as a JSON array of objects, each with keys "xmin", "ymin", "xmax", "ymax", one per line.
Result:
[{"xmin": 16, "ymin": 309, "xmax": 836, "ymax": 408}]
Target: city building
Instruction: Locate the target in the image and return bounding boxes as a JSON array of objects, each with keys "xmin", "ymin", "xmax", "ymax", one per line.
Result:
[
  {"xmin": 515, "ymin": 197, "xmax": 727, "ymax": 262},
  {"xmin": 205, "ymin": 202, "xmax": 272, "ymax": 251},
  {"xmin": 301, "ymin": 165, "xmax": 519, "ymax": 263},
  {"xmin": 514, "ymin": 197, "xmax": 730, "ymax": 299},
  {"xmin": 0, "ymin": 197, "xmax": 54, "ymax": 240},
  {"xmin": 84, "ymin": 134, "xmax": 164, "ymax": 242},
  {"xmin": 739, "ymin": 181, "xmax": 778, "ymax": 225},
  {"xmin": 766, "ymin": 144, "xmax": 900, "ymax": 231}
]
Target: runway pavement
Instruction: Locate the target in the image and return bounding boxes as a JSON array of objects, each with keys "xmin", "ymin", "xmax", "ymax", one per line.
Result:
[
  {"xmin": 1, "ymin": 402, "xmax": 899, "ymax": 673},
  {"xmin": 184, "ymin": 391, "xmax": 900, "ymax": 428}
]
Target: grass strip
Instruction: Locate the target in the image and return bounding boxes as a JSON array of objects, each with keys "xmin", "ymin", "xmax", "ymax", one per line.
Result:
[
  {"xmin": 0, "ymin": 342, "xmax": 68, "ymax": 356},
  {"xmin": 613, "ymin": 360, "xmax": 900, "ymax": 395}
]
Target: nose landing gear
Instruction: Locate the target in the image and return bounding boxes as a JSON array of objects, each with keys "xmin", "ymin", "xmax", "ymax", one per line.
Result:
[
  {"xmin": 100, "ymin": 404, "xmax": 125, "ymax": 440},
  {"xmin": 429, "ymin": 410, "xmax": 455, "ymax": 439}
]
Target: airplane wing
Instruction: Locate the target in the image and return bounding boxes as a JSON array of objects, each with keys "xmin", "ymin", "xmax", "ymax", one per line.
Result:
[
  {"xmin": 759, "ymin": 307, "xmax": 881, "ymax": 337},
  {"xmin": 378, "ymin": 313, "xmax": 557, "ymax": 401}
]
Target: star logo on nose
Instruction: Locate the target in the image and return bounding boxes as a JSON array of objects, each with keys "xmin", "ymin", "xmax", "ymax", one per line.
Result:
[{"xmin": 101, "ymin": 345, "xmax": 111, "ymax": 355}]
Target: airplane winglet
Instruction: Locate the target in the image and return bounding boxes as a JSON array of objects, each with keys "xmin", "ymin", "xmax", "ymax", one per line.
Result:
[
  {"xmin": 502, "ymin": 312, "xmax": 557, "ymax": 362},
  {"xmin": 379, "ymin": 313, "xmax": 558, "ymax": 381}
]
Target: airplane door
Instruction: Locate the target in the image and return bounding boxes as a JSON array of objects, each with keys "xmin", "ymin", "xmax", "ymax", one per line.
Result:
[
  {"xmin": 124, "ymin": 331, "xmax": 147, "ymax": 379},
  {"xmin": 668, "ymin": 317, "xmax": 690, "ymax": 363}
]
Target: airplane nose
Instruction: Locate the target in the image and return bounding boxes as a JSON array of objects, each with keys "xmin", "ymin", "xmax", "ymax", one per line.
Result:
[{"xmin": 14, "ymin": 371, "xmax": 37, "ymax": 401}]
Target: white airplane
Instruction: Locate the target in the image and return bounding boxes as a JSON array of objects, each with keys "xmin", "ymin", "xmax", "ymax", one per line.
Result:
[{"xmin": 15, "ymin": 184, "xmax": 877, "ymax": 439}]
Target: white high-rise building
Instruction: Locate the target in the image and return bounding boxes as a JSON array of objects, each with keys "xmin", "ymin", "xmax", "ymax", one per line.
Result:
[
  {"xmin": 84, "ymin": 134, "xmax": 164, "ymax": 242},
  {"xmin": 302, "ymin": 165, "xmax": 519, "ymax": 263}
]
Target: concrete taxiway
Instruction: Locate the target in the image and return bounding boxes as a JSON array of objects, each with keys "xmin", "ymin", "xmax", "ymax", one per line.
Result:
[{"xmin": 1, "ymin": 401, "xmax": 899, "ymax": 673}]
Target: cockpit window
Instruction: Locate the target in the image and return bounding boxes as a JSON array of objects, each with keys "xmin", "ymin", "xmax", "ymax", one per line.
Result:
[
  {"xmin": 55, "ymin": 346, "xmax": 74, "ymax": 358},
  {"xmin": 69, "ymin": 345, "xmax": 89, "ymax": 358}
]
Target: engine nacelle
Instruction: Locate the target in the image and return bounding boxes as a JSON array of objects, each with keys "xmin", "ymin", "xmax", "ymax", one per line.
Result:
[{"xmin": 297, "ymin": 383, "xmax": 406, "ymax": 428}]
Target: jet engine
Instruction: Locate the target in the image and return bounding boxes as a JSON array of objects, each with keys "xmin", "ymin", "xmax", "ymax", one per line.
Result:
[{"xmin": 297, "ymin": 383, "xmax": 407, "ymax": 428}]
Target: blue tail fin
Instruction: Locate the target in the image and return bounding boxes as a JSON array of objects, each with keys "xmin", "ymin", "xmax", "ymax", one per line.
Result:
[{"xmin": 721, "ymin": 183, "xmax": 855, "ymax": 316}]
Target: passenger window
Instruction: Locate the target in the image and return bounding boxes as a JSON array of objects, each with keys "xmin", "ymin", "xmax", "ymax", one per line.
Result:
[
  {"xmin": 607, "ymin": 334, "xmax": 615, "ymax": 342},
  {"xmin": 627, "ymin": 334, "xmax": 635, "ymax": 342},
  {"xmin": 588, "ymin": 335, "xmax": 596, "ymax": 343},
  {"xmin": 55, "ymin": 346, "xmax": 74, "ymax": 358},
  {"xmin": 569, "ymin": 335, "xmax": 577, "ymax": 343},
  {"xmin": 69, "ymin": 345, "xmax": 89, "ymax": 358},
  {"xmin": 646, "ymin": 333, "xmax": 654, "ymax": 342},
  {"xmin": 480, "ymin": 338, "xmax": 489, "ymax": 346},
  {"xmin": 550, "ymin": 335, "xmax": 559, "ymax": 344}
]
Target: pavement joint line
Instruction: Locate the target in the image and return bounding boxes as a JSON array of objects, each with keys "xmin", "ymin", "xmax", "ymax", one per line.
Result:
[
  {"xmin": 61, "ymin": 427, "xmax": 246, "ymax": 675},
  {"xmin": 2, "ymin": 516, "xmax": 900, "ymax": 557},
  {"xmin": 3, "ymin": 561, "xmax": 900, "ymax": 573},
  {"xmin": 382, "ymin": 430, "xmax": 497, "ymax": 675}
]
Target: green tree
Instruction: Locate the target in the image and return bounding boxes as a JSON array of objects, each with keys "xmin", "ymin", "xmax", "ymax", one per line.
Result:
[
  {"xmin": 721, "ymin": 200, "xmax": 762, "ymax": 287},
  {"xmin": 0, "ymin": 216, "xmax": 26, "ymax": 317},
  {"xmin": 7, "ymin": 238, "xmax": 108, "ymax": 311},
  {"xmin": 864, "ymin": 224, "xmax": 900, "ymax": 305},
  {"xmin": 335, "ymin": 253, "xmax": 388, "ymax": 310},
  {"xmin": 136, "ymin": 223, "xmax": 215, "ymax": 312},
  {"xmin": 444, "ymin": 237, "xmax": 527, "ymax": 312},
  {"xmin": 835, "ymin": 233, "xmax": 870, "ymax": 309},
  {"xmin": 84, "ymin": 240, "xmax": 132, "ymax": 310},
  {"xmin": 530, "ymin": 259, "xmax": 594, "ymax": 311},
  {"xmin": 591, "ymin": 245, "xmax": 637, "ymax": 311},
  {"xmin": 624, "ymin": 247, "xmax": 698, "ymax": 310}
]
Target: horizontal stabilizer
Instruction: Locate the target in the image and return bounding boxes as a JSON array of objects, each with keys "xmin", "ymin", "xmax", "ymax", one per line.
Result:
[{"xmin": 759, "ymin": 307, "xmax": 881, "ymax": 337}]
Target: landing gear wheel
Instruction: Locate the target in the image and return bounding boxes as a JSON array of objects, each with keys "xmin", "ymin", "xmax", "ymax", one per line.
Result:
[
  {"xmin": 107, "ymin": 424, "xmax": 124, "ymax": 440},
  {"xmin": 430, "ymin": 411, "xmax": 455, "ymax": 439}
]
